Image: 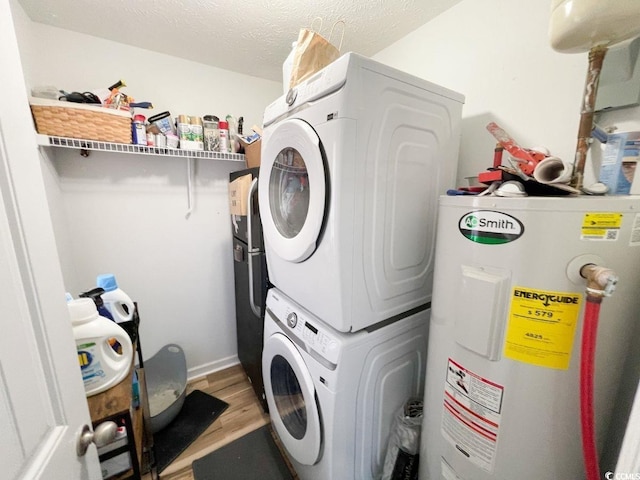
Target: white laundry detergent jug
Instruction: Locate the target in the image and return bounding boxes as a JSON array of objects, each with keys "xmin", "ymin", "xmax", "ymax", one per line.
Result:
[
  {"xmin": 69, "ymin": 298, "xmax": 133, "ymax": 396},
  {"xmin": 96, "ymin": 273, "xmax": 135, "ymax": 323}
]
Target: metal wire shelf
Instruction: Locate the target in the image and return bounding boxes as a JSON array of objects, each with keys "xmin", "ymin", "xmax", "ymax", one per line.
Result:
[{"xmin": 35, "ymin": 134, "xmax": 245, "ymax": 162}]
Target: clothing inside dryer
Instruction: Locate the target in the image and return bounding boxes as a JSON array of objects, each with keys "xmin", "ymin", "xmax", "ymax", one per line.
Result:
[{"xmin": 269, "ymin": 147, "xmax": 310, "ymax": 238}]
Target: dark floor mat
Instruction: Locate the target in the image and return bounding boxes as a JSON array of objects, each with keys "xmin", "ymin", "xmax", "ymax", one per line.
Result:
[
  {"xmin": 153, "ymin": 390, "xmax": 229, "ymax": 473},
  {"xmin": 192, "ymin": 425, "xmax": 294, "ymax": 480}
]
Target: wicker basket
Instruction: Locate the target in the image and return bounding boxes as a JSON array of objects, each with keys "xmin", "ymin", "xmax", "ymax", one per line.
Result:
[{"xmin": 30, "ymin": 97, "xmax": 132, "ymax": 144}]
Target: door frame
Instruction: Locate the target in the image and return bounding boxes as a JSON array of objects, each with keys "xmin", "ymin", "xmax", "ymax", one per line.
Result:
[{"xmin": 0, "ymin": 0, "xmax": 101, "ymax": 477}]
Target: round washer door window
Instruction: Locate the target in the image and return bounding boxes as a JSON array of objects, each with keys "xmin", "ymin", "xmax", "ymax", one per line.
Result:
[
  {"xmin": 259, "ymin": 119, "xmax": 326, "ymax": 263},
  {"xmin": 262, "ymin": 332, "xmax": 322, "ymax": 465}
]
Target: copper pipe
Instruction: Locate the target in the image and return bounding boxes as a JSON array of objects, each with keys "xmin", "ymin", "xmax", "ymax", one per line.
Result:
[{"xmin": 571, "ymin": 46, "xmax": 608, "ymax": 191}]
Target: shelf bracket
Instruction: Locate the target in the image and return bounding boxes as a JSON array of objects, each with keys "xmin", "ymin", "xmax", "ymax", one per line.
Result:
[{"xmin": 185, "ymin": 155, "xmax": 194, "ymax": 219}]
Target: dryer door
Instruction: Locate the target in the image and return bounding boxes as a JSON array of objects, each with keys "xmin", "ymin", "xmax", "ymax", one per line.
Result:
[
  {"xmin": 259, "ymin": 118, "xmax": 326, "ymax": 263},
  {"xmin": 262, "ymin": 332, "xmax": 322, "ymax": 465}
]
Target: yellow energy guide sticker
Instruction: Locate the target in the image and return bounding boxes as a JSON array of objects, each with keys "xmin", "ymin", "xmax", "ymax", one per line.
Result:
[
  {"xmin": 504, "ymin": 287, "xmax": 582, "ymax": 370},
  {"xmin": 581, "ymin": 212, "xmax": 622, "ymax": 241}
]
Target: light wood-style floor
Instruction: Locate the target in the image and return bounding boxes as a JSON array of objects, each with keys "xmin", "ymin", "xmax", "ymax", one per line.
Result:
[{"xmin": 144, "ymin": 364, "xmax": 271, "ymax": 480}]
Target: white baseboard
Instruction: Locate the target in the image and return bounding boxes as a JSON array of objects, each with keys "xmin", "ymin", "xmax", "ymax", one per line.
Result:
[{"xmin": 187, "ymin": 355, "xmax": 240, "ymax": 382}]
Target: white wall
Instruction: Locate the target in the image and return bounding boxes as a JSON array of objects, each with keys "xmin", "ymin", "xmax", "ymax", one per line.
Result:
[
  {"xmin": 11, "ymin": 1, "xmax": 281, "ymax": 378},
  {"xmin": 374, "ymin": 0, "xmax": 590, "ymax": 187},
  {"xmin": 374, "ymin": 0, "xmax": 640, "ymax": 472},
  {"xmin": 17, "ymin": 22, "xmax": 280, "ymax": 130}
]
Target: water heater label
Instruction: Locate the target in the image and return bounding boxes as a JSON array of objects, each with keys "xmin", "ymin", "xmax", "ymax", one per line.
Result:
[
  {"xmin": 504, "ymin": 286, "xmax": 582, "ymax": 370},
  {"xmin": 441, "ymin": 358, "xmax": 504, "ymax": 473},
  {"xmin": 581, "ymin": 212, "xmax": 623, "ymax": 241},
  {"xmin": 458, "ymin": 210, "xmax": 524, "ymax": 244}
]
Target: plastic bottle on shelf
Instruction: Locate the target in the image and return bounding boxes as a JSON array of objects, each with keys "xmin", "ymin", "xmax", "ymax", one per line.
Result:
[
  {"xmin": 96, "ymin": 274, "xmax": 135, "ymax": 323},
  {"xmin": 237, "ymin": 117, "xmax": 245, "ymax": 154},
  {"xmin": 203, "ymin": 115, "xmax": 220, "ymax": 152},
  {"xmin": 68, "ymin": 298, "xmax": 133, "ymax": 397},
  {"xmin": 226, "ymin": 115, "xmax": 239, "ymax": 153},
  {"xmin": 190, "ymin": 116, "xmax": 204, "ymax": 150},
  {"xmin": 132, "ymin": 114, "xmax": 147, "ymax": 146},
  {"xmin": 219, "ymin": 120, "xmax": 230, "ymax": 153}
]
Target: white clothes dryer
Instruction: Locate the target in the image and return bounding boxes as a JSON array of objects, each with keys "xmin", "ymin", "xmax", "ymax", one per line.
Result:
[
  {"xmin": 258, "ymin": 52, "xmax": 464, "ymax": 332},
  {"xmin": 262, "ymin": 287, "xmax": 428, "ymax": 480}
]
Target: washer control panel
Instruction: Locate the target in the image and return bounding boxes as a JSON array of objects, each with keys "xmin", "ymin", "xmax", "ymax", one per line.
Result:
[{"xmin": 267, "ymin": 289, "xmax": 339, "ymax": 364}]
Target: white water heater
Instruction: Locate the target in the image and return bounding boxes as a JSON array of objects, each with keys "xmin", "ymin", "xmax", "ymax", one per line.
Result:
[{"xmin": 421, "ymin": 195, "xmax": 640, "ymax": 479}]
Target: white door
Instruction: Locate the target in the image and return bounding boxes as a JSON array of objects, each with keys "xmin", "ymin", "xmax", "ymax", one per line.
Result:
[
  {"xmin": 262, "ymin": 331, "xmax": 322, "ymax": 465},
  {"xmin": 1, "ymin": 1, "xmax": 101, "ymax": 478},
  {"xmin": 258, "ymin": 119, "xmax": 326, "ymax": 263}
]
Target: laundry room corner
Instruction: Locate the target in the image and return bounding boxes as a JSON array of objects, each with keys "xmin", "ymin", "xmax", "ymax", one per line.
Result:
[
  {"xmin": 6, "ymin": 0, "xmax": 640, "ymax": 478},
  {"xmin": 373, "ymin": 0, "xmax": 589, "ymax": 188},
  {"xmin": 12, "ymin": 0, "xmax": 282, "ymax": 376}
]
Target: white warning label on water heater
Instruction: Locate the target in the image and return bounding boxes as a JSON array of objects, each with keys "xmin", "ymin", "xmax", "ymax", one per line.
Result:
[{"xmin": 441, "ymin": 358, "xmax": 504, "ymax": 473}]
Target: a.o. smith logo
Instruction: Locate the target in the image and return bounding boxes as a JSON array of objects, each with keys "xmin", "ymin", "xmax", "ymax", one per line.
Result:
[{"xmin": 459, "ymin": 210, "xmax": 524, "ymax": 244}]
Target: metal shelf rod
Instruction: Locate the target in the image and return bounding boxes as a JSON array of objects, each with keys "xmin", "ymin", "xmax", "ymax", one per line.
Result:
[{"xmin": 35, "ymin": 134, "xmax": 245, "ymax": 162}]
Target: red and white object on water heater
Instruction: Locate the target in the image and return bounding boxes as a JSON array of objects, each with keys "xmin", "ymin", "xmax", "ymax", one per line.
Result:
[{"xmin": 421, "ymin": 195, "xmax": 640, "ymax": 479}]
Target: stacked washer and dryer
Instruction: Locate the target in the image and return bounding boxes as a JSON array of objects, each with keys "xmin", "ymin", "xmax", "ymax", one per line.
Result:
[{"xmin": 258, "ymin": 53, "xmax": 464, "ymax": 480}]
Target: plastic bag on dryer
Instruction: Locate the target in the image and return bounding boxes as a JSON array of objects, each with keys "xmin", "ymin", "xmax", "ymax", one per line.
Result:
[{"xmin": 380, "ymin": 398, "xmax": 423, "ymax": 480}]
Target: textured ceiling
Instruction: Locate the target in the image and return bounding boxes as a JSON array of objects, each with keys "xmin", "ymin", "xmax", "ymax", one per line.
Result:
[{"xmin": 17, "ymin": 0, "xmax": 461, "ymax": 82}]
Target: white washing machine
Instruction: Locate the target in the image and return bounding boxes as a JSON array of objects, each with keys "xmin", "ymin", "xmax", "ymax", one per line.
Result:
[
  {"xmin": 262, "ymin": 287, "xmax": 428, "ymax": 480},
  {"xmin": 258, "ymin": 52, "xmax": 464, "ymax": 333}
]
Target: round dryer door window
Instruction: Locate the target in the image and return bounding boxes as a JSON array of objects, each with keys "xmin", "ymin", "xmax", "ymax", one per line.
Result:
[
  {"xmin": 259, "ymin": 118, "xmax": 326, "ymax": 263},
  {"xmin": 263, "ymin": 332, "xmax": 322, "ymax": 465},
  {"xmin": 269, "ymin": 147, "xmax": 309, "ymax": 239}
]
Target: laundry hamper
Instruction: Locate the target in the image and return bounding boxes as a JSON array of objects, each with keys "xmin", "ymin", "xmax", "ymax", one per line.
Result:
[{"xmin": 29, "ymin": 97, "xmax": 132, "ymax": 144}]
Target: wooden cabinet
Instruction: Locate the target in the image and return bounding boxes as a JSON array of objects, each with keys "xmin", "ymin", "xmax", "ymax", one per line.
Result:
[{"xmin": 86, "ymin": 308, "xmax": 155, "ymax": 480}]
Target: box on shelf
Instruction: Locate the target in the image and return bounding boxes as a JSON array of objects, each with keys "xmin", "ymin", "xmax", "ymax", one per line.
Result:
[
  {"xmin": 29, "ymin": 97, "xmax": 132, "ymax": 144},
  {"xmin": 240, "ymin": 137, "xmax": 261, "ymax": 169}
]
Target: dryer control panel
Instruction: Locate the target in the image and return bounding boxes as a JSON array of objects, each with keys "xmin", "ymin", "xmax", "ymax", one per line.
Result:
[
  {"xmin": 263, "ymin": 53, "xmax": 350, "ymax": 127},
  {"xmin": 267, "ymin": 289, "xmax": 340, "ymax": 365}
]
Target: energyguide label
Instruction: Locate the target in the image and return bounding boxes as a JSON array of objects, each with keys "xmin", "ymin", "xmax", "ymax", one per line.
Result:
[{"xmin": 504, "ymin": 286, "xmax": 582, "ymax": 370}]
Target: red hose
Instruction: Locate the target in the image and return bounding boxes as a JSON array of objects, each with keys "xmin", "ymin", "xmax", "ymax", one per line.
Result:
[{"xmin": 581, "ymin": 297, "xmax": 602, "ymax": 480}]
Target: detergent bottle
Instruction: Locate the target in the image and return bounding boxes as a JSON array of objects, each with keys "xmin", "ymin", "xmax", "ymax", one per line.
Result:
[
  {"xmin": 68, "ymin": 298, "xmax": 133, "ymax": 396},
  {"xmin": 96, "ymin": 274, "xmax": 135, "ymax": 323},
  {"xmin": 79, "ymin": 287, "xmax": 115, "ymax": 321},
  {"xmin": 79, "ymin": 287, "xmax": 123, "ymax": 353}
]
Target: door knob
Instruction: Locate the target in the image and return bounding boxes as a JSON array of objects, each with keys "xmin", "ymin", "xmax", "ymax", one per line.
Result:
[{"xmin": 76, "ymin": 421, "xmax": 118, "ymax": 456}]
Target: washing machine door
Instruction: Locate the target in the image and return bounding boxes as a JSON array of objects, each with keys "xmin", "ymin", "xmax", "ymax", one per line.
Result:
[
  {"xmin": 259, "ymin": 118, "xmax": 326, "ymax": 263},
  {"xmin": 262, "ymin": 331, "xmax": 322, "ymax": 465}
]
